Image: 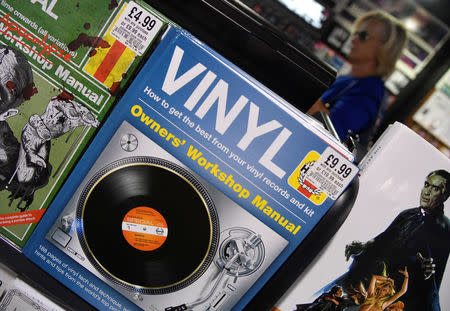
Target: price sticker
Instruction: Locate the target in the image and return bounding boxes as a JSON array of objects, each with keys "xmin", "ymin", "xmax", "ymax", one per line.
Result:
[
  {"xmin": 111, "ymin": 2, "xmax": 164, "ymax": 55},
  {"xmin": 304, "ymin": 147, "xmax": 358, "ymax": 200}
]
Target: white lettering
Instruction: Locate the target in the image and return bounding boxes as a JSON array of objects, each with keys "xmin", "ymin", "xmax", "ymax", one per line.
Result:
[
  {"xmin": 194, "ymin": 79, "xmax": 248, "ymax": 134},
  {"xmin": 237, "ymin": 102, "xmax": 282, "ymax": 150},
  {"xmin": 30, "ymin": 0, "xmax": 59, "ymax": 20},
  {"xmin": 162, "ymin": 46, "xmax": 206, "ymax": 95},
  {"xmin": 259, "ymin": 128, "xmax": 292, "ymax": 178}
]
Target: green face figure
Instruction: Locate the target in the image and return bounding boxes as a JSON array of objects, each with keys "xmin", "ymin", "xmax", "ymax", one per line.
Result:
[{"xmin": 420, "ymin": 174, "xmax": 447, "ymax": 211}]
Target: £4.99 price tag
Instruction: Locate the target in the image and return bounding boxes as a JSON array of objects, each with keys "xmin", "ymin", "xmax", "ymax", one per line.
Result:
[
  {"xmin": 111, "ymin": 2, "xmax": 164, "ymax": 55},
  {"xmin": 304, "ymin": 147, "xmax": 358, "ymax": 200}
]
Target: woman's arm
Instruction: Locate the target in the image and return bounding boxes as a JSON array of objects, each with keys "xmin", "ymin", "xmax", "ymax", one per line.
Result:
[
  {"xmin": 324, "ymin": 296, "xmax": 339, "ymax": 305},
  {"xmin": 382, "ymin": 267, "xmax": 409, "ymax": 309},
  {"xmin": 367, "ymin": 274, "xmax": 392, "ymax": 297}
]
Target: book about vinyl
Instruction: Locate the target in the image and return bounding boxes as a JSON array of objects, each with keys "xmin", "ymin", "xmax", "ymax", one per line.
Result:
[{"xmin": 22, "ymin": 26, "xmax": 358, "ymax": 311}]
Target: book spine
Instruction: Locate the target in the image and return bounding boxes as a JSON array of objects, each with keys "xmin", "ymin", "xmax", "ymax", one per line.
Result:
[{"xmin": 358, "ymin": 123, "xmax": 401, "ymax": 175}]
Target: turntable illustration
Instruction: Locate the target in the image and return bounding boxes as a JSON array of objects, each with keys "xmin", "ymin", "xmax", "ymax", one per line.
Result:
[{"xmin": 46, "ymin": 121, "xmax": 287, "ymax": 310}]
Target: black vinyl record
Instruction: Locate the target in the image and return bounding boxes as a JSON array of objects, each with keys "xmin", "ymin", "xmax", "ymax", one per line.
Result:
[{"xmin": 76, "ymin": 157, "xmax": 219, "ymax": 294}]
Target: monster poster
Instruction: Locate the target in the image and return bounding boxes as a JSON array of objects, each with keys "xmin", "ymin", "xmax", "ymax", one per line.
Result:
[
  {"xmin": 0, "ymin": 0, "xmax": 171, "ymax": 248},
  {"xmin": 273, "ymin": 122, "xmax": 450, "ymax": 311}
]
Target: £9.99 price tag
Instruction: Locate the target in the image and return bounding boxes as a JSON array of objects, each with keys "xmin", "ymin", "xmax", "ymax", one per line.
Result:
[
  {"xmin": 304, "ymin": 147, "xmax": 358, "ymax": 200},
  {"xmin": 111, "ymin": 2, "xmax": 164, "ymax": 55}
]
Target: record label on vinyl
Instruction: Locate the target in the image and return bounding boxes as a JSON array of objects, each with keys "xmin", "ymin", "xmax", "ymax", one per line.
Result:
[{"xmin": 122, "ymin": 206, "xmax": 168, "ymax": 251}]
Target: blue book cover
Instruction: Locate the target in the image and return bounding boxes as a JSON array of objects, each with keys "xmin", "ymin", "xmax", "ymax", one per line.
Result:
[{"xmin": 22, "ymin": 27, "xmax": 358, "ymax": 311}]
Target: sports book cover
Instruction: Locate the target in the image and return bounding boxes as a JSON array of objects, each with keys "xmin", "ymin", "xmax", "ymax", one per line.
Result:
[
  {"xmin": 273, "ymin": 122, "xmax": 450, "ymax": 311},
  {"xmin": 22, "ymin": 26, "xmax": 358, "ymax": 311},
  {"xmin": 0, "ymin": 0, "xmax": 171, "ymax": 248}
]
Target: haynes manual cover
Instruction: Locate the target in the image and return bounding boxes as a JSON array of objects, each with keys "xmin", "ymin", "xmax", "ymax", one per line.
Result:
[
  {"xmin": 273, "ymin": 122, "xmax": 450, "ymax": 311},
  {"xmin": 23, "ymin": 27, "xmax": 358, "ymax": 311},
  {"xmin": 0, "ymin": 0, "xmax": 171, "ymax": 248}
]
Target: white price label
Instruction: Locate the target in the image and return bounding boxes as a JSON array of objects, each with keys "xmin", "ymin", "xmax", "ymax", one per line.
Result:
[
  {"xmin": 110, "ymin": 2, "xmax": 164, "ymax": 55},
  {"xmin": 304, "ymin": 147, "xmax": 358, "ymax": 200}
]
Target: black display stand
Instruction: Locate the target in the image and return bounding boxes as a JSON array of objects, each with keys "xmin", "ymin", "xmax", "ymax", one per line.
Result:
[{"xmin": 144, "ymin": 0, "xmax": 336, "ymax": 112}]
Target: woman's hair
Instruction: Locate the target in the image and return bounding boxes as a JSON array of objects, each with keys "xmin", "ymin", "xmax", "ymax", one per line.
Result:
[
  {"xmin": 353, "ymin": 10, "xmax": 407, "ymax": 79},
  {"xmin": 361, "ymin": 278, "xmax": 395, "ymax": 307}
]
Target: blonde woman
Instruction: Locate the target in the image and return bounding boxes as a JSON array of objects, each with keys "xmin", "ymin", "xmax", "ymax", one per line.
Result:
[
  {"xmin": 358, "ymin": 267, "xmax": 408, "ymax": 311},
  {"xmin": 307, "ymin": 10, "xmax": 407, "ymax": 142}
]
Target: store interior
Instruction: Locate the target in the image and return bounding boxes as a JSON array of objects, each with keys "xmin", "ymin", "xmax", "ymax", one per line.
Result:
[{"xmin": 234, "ymin": 0, "xmax": 450, "ymax": 156}]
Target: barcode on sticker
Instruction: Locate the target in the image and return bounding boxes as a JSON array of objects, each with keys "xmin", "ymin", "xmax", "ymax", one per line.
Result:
[
  {"xmin": 113, "ymin": 26, "xmax": 129, "ymax": 39},
  {"xmin": 306, "ymin": 170, "xmax": 340, "ymax": 198},
  {"xmin": 304, "ymin": 147, "xmax": 358, "ymax": 200}
]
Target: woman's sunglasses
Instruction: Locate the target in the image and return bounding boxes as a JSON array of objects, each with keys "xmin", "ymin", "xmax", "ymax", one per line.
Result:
[{"xmin": 353, "ymin": 30, "xmax": 369, "ymax": 42}]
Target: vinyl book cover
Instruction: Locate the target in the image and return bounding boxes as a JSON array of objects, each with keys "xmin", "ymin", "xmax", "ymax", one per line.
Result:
[
  {"xmin": 273, "ymin": 122, "xmax": 450, "ymax": 311},
  {"xmin": 22, "ymin": 27, "xmax": 358, "ymax": 311},
  {"xmin": 0, "ymin": 0, "xmax": 171, "ymax": 248}
]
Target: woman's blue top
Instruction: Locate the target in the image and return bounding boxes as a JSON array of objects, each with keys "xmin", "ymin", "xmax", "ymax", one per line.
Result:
[{"xmin": 321, "ymin": 75, "xmax": 385, "ymax": 140}]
